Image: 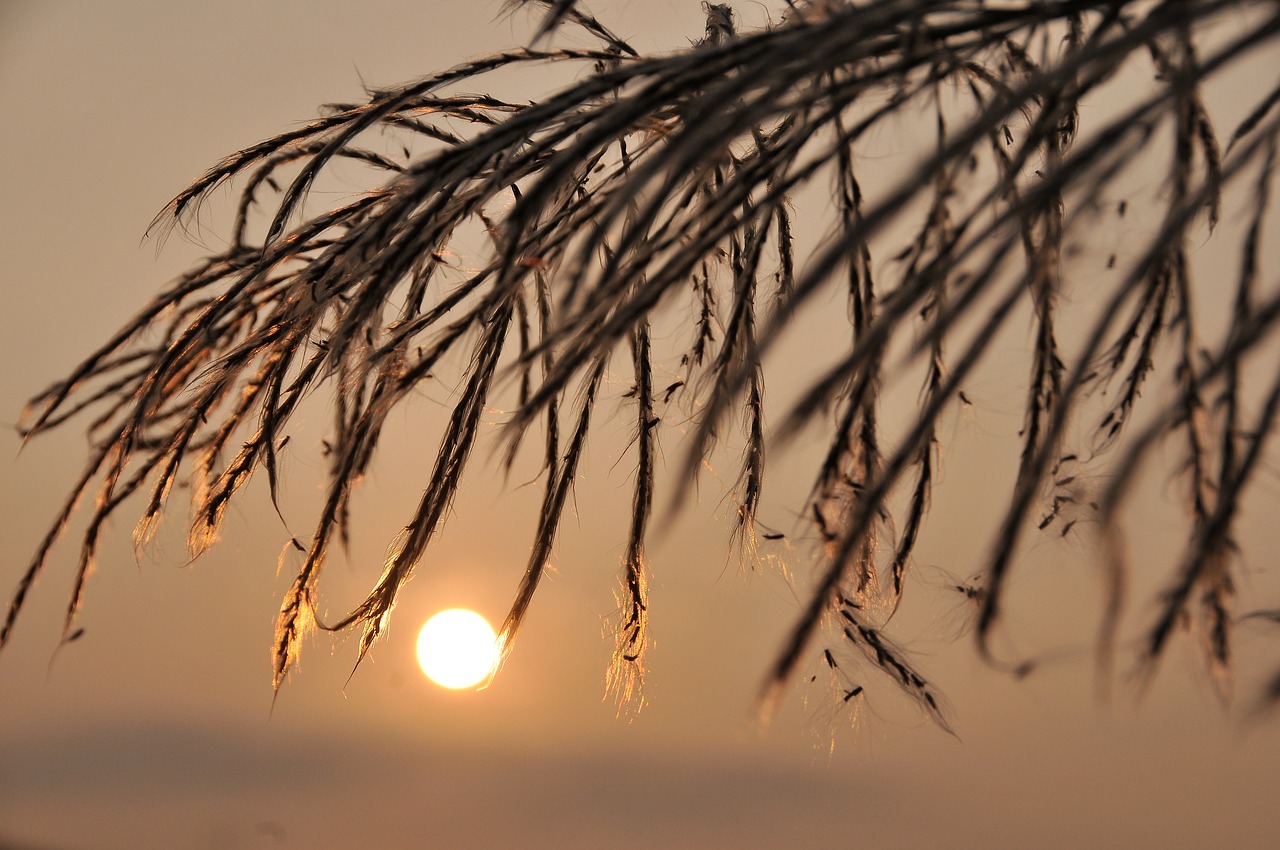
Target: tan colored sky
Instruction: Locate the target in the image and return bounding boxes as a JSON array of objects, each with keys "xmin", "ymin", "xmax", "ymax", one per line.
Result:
[{"xmin": 2, "ymin": 2, "xmax": 1279, "ymax": 848}]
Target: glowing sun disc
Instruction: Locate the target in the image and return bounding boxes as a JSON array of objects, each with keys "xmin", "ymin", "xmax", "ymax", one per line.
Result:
[{"xmin": 416, "ymin": 609, "xmax": 500, "ymax": 689}]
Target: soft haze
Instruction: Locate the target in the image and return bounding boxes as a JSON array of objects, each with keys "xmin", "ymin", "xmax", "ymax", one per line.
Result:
[{"xmin": 2, "ymin": 3, "xmax": 1279, "ymax": 848}]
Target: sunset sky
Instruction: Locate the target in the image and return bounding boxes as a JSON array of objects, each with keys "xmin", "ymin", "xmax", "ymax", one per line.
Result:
[{"xmin": 2, "ymin": 2, "xmax": 1279, "ymax": 848}]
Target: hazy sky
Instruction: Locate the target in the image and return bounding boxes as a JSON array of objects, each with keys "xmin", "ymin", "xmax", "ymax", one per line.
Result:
[{"xmin": 2, "ymin": 3, "xmax": 1279, "ymax": 849}]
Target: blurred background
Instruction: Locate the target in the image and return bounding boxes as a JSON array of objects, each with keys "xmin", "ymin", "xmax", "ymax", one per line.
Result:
[{"xmin": 1, "ymin": 2, "xmax": 1278, "ymax": 848}]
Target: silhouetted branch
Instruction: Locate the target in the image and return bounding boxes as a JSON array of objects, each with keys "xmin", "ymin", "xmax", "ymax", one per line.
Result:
[{"xmin": 6, "ymin": 0, "xmax": 1279, "ymax": 725}]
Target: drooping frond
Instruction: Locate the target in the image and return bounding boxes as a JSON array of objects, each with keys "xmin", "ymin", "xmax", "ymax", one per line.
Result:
[{"xmin": 7, "ymin": 0, "xmax": 1280, "ymax": 722}]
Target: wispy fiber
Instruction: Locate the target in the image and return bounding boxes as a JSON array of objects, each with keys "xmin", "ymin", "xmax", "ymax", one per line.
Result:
[{"xmin": 6, "ymin": 0, "xmax": 1280, "ymax": 724}]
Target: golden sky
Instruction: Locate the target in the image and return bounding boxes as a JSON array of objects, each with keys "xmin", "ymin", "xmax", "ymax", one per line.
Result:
[{"xmin": 2, "ymin": 2, "xmax": 1279, "ymax": 848}]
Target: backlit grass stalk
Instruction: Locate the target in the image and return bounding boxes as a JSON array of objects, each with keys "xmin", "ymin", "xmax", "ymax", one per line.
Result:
[{"xmin": 5, "ymin": 0, "xmax": 1280, "ymax": 725}]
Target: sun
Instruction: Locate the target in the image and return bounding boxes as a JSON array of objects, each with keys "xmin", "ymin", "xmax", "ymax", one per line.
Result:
[{"xmin": 415, "ymin": 609, "xmax": 501, "ymax": 689}]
